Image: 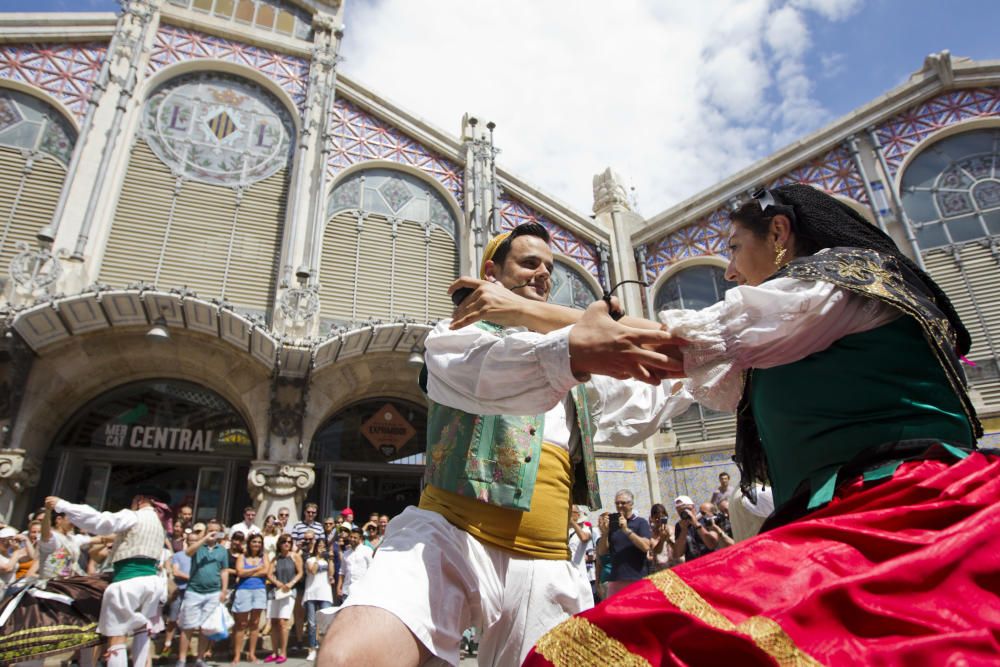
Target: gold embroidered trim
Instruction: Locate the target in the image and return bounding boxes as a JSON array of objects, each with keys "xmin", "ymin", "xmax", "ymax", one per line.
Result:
[
  {"xmin": 535, "ymin": 616, "xmax": 652, "ymax": 667},
  {"xmin": 649, "ymin": 570, "xmax": 825, "ymax": 667},
  {"xmin": 649, "ymin": 569, "xmax": 733, "ymax": 631}
]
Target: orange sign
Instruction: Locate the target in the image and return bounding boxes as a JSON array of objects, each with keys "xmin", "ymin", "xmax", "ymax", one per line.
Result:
[{"xmin": 361, "ymin": 403, "xmax": 416, "ymax": 456}]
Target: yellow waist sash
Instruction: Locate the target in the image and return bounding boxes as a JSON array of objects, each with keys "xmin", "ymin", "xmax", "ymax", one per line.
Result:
[{"xmin": 419, "ymin": 443, "xmax": 572, "ymax": 560}]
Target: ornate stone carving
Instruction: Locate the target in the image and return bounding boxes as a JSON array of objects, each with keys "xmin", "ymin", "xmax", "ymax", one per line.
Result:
[
  {"xmin": 9, "ymin": 240, "xmax": 63, "ymax": 297},
  {"xmin": 592, "ymin": 167, "xmax": 630, "ymax": 213},
  {"xmin": 277, "ymin": 285, "xmax": 320, "ymax": 326},
  {"xmin": 0, "ymin": 449, "xmax": 41, "ymax": 496},
  {"xmin": 247, "ymin": 461, "xmax": 316, "ymax": 506}
]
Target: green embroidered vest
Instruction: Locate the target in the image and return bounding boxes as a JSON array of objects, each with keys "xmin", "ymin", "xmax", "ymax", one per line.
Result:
[{"xmin": 423, "ymin": 322, "xmax": 602, "ymax": 511}]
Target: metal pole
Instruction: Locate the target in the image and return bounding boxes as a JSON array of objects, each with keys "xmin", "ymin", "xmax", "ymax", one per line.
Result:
[
  {"xmin": 845, "ymin": 136, "xmax": 889, "ymax": 233},
  {"xmin": 487, "ymin": 122, "xmax": 499, "ymax": 235},
  {"xmin": 866, "ymin": 127, "xmax": 927, "ymax": 270},
  {"xmin": 635, "ymin": 245, "xmax": 655, "ymax": 320}
]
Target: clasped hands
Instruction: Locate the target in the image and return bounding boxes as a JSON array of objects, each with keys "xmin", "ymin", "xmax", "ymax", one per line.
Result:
[{"xmin": 448, "ymin": 277, "xmax": 685, "ymax": 385}]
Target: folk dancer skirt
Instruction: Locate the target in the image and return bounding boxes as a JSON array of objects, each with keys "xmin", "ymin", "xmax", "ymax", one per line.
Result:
[
  {"xmin": 0, "ymin": 574, "xmax": 109, "ymax": 665},
  {"xmin": 524, "ymin": 451, "xmax": 1000, "ymax": 666}
]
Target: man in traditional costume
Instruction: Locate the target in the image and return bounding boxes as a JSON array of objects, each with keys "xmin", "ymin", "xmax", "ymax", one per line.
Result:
[
  {"xmin": 320, "ymin": 222, "xmax": 687, "ymax": 666},
  {"xmin": 45, "ymin": 489, "xmax": 170, "ymax": 667},
  {"xmin": 454, "ymin": 184, "xmax": 997, "ymax": 666}
]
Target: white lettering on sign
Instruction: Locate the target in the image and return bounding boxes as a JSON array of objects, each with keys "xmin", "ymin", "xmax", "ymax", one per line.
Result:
[{"xmin": 124, "ymin": 426, "xmax": 215, "ymax": 452}]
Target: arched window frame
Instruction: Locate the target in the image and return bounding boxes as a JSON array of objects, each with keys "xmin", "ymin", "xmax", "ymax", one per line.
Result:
[{"xmin": 898, "ymin": 120, "xmax": 1000, "ymax": 250}]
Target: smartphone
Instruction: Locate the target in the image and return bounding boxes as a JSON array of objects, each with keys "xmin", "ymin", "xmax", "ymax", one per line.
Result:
[
  {"xmin": 215, "ymin": 531, "xmax": 226, "ymax": 539},
  {"xmin": 608, "ymin": 512, "xmax": 620, "ymax": 533}
]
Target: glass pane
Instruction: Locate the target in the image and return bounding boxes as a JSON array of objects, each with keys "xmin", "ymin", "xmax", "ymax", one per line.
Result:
[
  {"xmin": 255, "ymin": 3, "xmax": 275, "ymax": 29},
  {"xmin": 78, "ymin": 464, "xmax": 111, "ymax": 509},
  {"xmin": 214, "ymin": 0, "xmax": 235, "ymax": 18},
  {"xmin": 101, "ymin": 464, "xmax": 200, "ymax": 513},
  {"xmin": 276, "ymin": 9, "xmax": 295, "ymax": 34},
  {"xmin": 902, "ymin": 150, "xmax": 949, "ymax": 190},
  {"xmin": 192, "ymin": 0, "xmax": 212, "ymax": 12},
  {"xmin": 672, "ymin": 404, "xmax": 702, "ymax": 423},
  {"xmin": 900, "ymin": 189, "xmax": 938, "ymax": 223},
  {"xmin": 234, "ymin": 0, "xmax": 254, "ymax": 22},
  {"xmin": 946, "ymin": 216, "xmax": 987, "ymax": 243},
  {"xmin": 936, "ymin": 130, "xmax": 992, "ymax": 164},
  {"xmin": 196, "ymin": 468, "xmax": 225, "ymax": 521},
  {"xmin": 983, "ymin": 209, "xmax": 1000, "ymax": 235},
  {"xmin": 972, "ymin": 180, "xmax": 1000, "ymax": 211},
  {"xmin": 916, "ymin": 223, "xmax": 949, "ymax": 250}
]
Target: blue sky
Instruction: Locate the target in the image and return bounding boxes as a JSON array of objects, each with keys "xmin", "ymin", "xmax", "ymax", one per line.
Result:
[{"xmin": 5, "ymin": 0, "xmax": 999, "ymax": 213}]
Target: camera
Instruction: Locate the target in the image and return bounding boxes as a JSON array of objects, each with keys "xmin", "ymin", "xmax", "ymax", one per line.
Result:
[
  {"xmin": 680, "ymin": 509, "xmax": 695, "ymax": 522},
  {"xmin": 660, "ymin": 517, "xmax": 671, "ymax": 526}
]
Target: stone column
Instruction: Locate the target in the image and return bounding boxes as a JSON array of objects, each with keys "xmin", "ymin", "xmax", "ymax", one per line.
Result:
[
  {"xmin": 247, "ymin": 461, "xmax": 315, "ymax": 527},
  {"xmin": 0, "ymin": 449, "xmax": 40, "ymax": 524},
  {"xmin": 52, "ymin": 0, "xmax": 162, "ymax": 292},
  {"xmin": 592, "ymin": 167, "xmax": 663, "ymax": 503},
  {"xmin": 273, "ymin": 10, "xmax": 344, "ymax": 341},
  {"xmin": 591, "ymin": 168, "xmax": 644, "ymax": 315}
]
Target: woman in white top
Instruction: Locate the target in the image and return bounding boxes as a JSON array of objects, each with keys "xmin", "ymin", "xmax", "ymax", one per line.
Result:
[{"xmin": 301, "ymin": 532, "xmax": 334, "ymax": 660}]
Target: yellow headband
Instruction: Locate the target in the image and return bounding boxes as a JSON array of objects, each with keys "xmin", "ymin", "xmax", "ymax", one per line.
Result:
[{"xmin": 479, "ymin": 231, "xmax": 512, "ymax": 279}]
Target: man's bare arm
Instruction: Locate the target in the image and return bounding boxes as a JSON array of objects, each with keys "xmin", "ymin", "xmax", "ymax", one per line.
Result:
[{"xmin": 449, "ymin": 277, "xmax": 663, "ymax": 333}]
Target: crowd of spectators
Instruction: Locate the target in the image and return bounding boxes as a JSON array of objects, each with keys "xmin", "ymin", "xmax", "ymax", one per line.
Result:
[
  {"xmin": 1, "ymin": 474, "xmax": 734, "ymax": 663},
  {"xmin": 0, "ymin": 501, "xmax": 390, "ymax": 665},
  {"xmin": 583, "ymin": 473, "xmax": 738, "ymax": 602}
]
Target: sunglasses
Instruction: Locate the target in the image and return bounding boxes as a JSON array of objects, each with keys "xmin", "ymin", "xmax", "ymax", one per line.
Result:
[{"xmin": 751, "ymin": 187, "xmax": 778, "ymax": 212}]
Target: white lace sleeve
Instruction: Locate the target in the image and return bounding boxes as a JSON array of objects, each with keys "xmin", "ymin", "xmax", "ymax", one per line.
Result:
[{"xmin": 659, "ymin": 277, "xmax": 899, "ymax": 412}]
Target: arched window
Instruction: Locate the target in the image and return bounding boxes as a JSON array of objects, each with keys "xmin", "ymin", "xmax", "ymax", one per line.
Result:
[
  {"xmin": 101, "ymin": 72, "xmax": 295, "ymax": 316},
  {"xmin": 0, "ymin": 89, "xmax": 78, "ymax": 270},
  {"xmin": 549, "ymin": 260, "xmax": 599, "ymax": 309},
  {"xmin": 51, "ymin": 380, "xmax": 252, "ymax": 518},
  {"xmin": 654, "ymin": 264, "xmax": 729, "ymax": 312},
  {"xmin": 322, "ymin": 168, "xmax": 459, "ymax": 326},
  {"xmin": 900, "ymin": 128, "xmax": 1000, "ymax": 249}
]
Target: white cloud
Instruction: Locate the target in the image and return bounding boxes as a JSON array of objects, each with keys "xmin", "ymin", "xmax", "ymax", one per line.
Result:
[{"xmin": 340, "ymin": 0, "xmax": 864, "ymax": 216}]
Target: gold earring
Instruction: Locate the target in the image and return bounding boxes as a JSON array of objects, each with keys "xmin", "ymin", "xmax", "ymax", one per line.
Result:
[{"xmin": 774, "ymin": 243, "xmax": 787, "ymax": 267}]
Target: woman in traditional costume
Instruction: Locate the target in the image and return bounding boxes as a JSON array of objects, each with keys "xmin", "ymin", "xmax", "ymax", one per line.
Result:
[
  {"xmin": 0, "ymin": 505, "xmax": 108, "ymax": 666},
  {"xmin": 456, "ymin": 183, "xmax": 997, "ymax": 665}
]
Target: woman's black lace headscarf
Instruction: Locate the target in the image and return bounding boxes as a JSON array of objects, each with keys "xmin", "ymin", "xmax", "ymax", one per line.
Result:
[
  {"xmin": 734, "ymin": 183, "xmax": 970, "ymax": 354},
  {"xmin": 730, "ymin": 184, "xmax": 972, "ymax": 495}
]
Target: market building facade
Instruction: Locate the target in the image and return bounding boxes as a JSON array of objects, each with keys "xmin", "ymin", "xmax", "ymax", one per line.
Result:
[{"xmin": 0, "ymin": 2, "xmax": 997, "ymax": 525}]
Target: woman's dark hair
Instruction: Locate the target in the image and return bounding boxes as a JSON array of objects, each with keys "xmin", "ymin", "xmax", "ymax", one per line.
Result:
[
  {"xmin": 245, "ymin": 534, "xmax": 264, "ymax": 557},
  {"xmin": 649, "ymin": 503, "xmax": 667, "ymax": 519},
  {"xmin": 731, "ymin": 183, "xmax": 970, "ymax": 355},
  {"xmin": 277, "ymin": 535, "xmax": 292, "ymax": 549},
  {"xmin": 490, "ymin": 222, "xmax": 551, "ymax": 267}
]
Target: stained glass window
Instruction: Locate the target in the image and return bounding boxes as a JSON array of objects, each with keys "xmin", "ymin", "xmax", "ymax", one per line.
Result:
[
  {"xmin": 900, "ymin": 128, "xmax": 1000, "ymax": 249},
  {"xmin": 654, "ymin": 264, "xmax": 730, "ymax": 312},
  {"xmin": 142, "ymin": 73, "xmax": 294, "ymax": 186},
  {"xmin": 549, "ymin": 261, "xmax": 599, "ymax": 310},
  {"xmin": 0, "ymin": 89, "xmax": 76, "ymax": 166},
  {"xmin": 328, "ymin": 168, "xmax": 457, "ymax": 238}
]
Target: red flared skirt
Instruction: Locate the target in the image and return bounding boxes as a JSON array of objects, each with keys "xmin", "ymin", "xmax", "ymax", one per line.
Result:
[{"xmin": 524, "ymin": 452, "xmax": 1000, "ymax": 666}]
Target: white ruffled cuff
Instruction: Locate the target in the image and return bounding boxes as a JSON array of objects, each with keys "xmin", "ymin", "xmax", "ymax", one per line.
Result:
[{"xmin": 659, "ymin": 308, "xmax": 743, "ymax": 412}]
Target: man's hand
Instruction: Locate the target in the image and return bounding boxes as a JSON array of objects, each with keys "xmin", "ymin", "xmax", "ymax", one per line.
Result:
[
  {"xmin": 45, "ymin": 496, "xmax": 62, "ymax": 511},
  {"xmin": 219, "ymin": 590, "xmax": 227, "ymax": 602},
  {"xmin": 569, "ymin": 301, "xmax": 684, "ymax": 384},
  {"xmin": 449, "ymin": 277, "xmax": 536, "ymax": 330},
  {"xmin": 617, "ymin": 515, "xmax": 628, "ymax": 532}
]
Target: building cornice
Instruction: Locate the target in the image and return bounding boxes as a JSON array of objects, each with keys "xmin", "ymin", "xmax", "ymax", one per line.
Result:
[
  {"xmin": 0, "ymin": 13, "xmax": 117, "ymax": 43},
  {"xmin": 634, "ymin": 56, "xmax": 1000, "ymax": 245}
]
